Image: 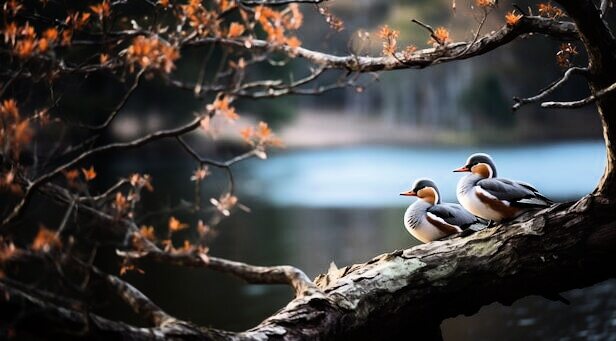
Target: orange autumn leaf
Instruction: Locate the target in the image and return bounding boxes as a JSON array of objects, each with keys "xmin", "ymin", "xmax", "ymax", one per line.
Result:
[
  {"xmin": 43, "ymin": 28, "xmax": 58, "ymax": 42},
  {"xmin": 90, "ymin": 0, "xmax": 111, "ymax": 19},
  {"xmin": 206, "ymin": 94, "xmax": 239, "ymax": 121},
  {"xmin": 139, "ymin": 225, "xmax": 156, "ymax": 241},
  {"xmin": 197, "ymin": 219, "xmax": 211, "ymax": 238},
  {"xmin": 190, "ymin": 165, "xmax": 210, "ymax": 182},
  {"xmin": 240, "ymin": 121, "xmax": 283, "ymax": 152},
  {"xmin": 240, "ymin": 126, "xmax": 254, "ymax": 143},
  {"xmin": 257, "ymin": 121, "xmax": 272, "ymax": 139},
  {"xmin": 227, "ymin": 22, "xmax": 245, "ymax": 38},
  {"xmin": 125, "ymin": 36, "xmax": 180, "ymax": 73},
  {"xmin": 429, "ymin": 27, "xmax": 451, "ymax": 46},
  {"xmin": 15, "ymin": 38, "xmax": 35, "ymax": 58},
  {"xmin": 475, "ymin": 0, "xmax": 495, "ymax": 7},
  {"xmin": 285, "ymin": 36, "xmax": 301, "ymax": 49},
  {"xmin": 181, "ymin": 240, "xmax": 193, "ymax": 252},
  {"xmin": 210, "ymin": 193, "xmax": 238, "ymax": 216},
  {"xmin": 158, "ymin": 0, "xmax": 170, "ymax": 7},
  {"xmin": 378, "ymin": 25, "xmax": 399, "ymax": 56},
  {"xmin": 100, "ymin": 53, "xmax": 109, "ymax": 64},
  {"xmin": 168, "ymin": 216, "xmax": 188, "ymax": 232},
  {"xmin": 284, "ymin": 4, "xmax": 303, "ymax": 30},
  {"xmin": 64, "ymin": 169, "xmax": 79, "ymax": 183},
  {"xmin": 13, "ymin": 120, "xmax": 32, "ymax": 146},
  {"xmin": 403, "ymin": 45, "xmax": 417, "ymax": 59},
  {"xmin": 538, "ymin": 2, "xmax": 564, "ymax": 18},
  {"xmin": 3, "ymin": 22, "xmax": 18, "ymax": 46},
  {"xmin": 218, "ymin": 0, "xmax": 235, "ymax": 12},
  {"xmin": 61, "ymin": 29, "xmax": 73, "ymax": 46},
  {"xmin": 31, "ymin": 226, "xmax": 61, "ymax": 252},
  {"xmin": 0, "ymin": 99, "xmax": 19, "ymax": 119},
  {"xmin": 38, "ymin": 38, "xmax": 49, "ymax": 52},
  {"xmin": 113, "ymin": 192, "xmax": 128, "ymax": 214},
  {"xmin": 81, "ymin": 166, "xmax": 97, "ymax": 181},
  {"xmin": 505, "ymin": 11, "xmax": 523, "ymax": 26},
  {"xmin": 0, "ymin": 239, "xmax": 18, "ymax": 263}
]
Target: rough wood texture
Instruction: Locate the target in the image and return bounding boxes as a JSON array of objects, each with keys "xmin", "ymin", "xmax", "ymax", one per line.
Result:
[
  {"xmin": 238, "ymin": 196, "xmax": 616, "ymax": 340},
  {"xmin": 3, "ymin": 195, "xmax": 614, "ymax": 340}
]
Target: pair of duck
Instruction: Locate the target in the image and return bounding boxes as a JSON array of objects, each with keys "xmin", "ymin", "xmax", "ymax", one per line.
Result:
[{"xmin": 401, "ymin": 153, "xmax": 553, "ymax": 243}]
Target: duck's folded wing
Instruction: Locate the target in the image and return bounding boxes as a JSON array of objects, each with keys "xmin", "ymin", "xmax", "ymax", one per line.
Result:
[
  {"xmin": 428, "ymin": 203, "xmax": 479, "ymax": 230},
  {"xmin": 477, "ymin": 178, "xmax": 551, "ymax": 207}
]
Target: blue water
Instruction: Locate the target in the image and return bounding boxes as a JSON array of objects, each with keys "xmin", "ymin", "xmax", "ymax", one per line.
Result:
[{"xmin": 237, "ymin": 141, "xmax": 606, "ymax": 207}]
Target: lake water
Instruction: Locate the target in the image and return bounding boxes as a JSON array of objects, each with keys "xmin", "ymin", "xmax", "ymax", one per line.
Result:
[
  {"xmin": 111, "ymin": 141, "xmax": 615, "ymax": 339},
  {"xmin": 235, "ymin": 141, "xmax": 606, "ymax": 207}
]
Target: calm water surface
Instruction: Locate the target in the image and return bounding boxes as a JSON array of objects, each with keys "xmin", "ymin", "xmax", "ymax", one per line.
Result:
[{"xmin": 110, "ymin": 141, "xmax": 615, "ymax": 339}]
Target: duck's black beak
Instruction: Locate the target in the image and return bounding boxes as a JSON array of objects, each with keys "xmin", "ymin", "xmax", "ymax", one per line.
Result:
[
  {"xmin": 399, "ymin": 190, "xmax": 417, "ymax": 196},
  {"xmin": 453, "ymin": 166, "xmax": 470, "ymax": 172}
]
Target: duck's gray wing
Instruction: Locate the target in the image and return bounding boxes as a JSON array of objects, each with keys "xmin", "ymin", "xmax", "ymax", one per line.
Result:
[
  {"xmin": 477, "ymin": 178, "xmax": 552, "ymax": 207},
  {"xmin": 428, "ymin": 203, "xmax": 480, "ymax": 230}
]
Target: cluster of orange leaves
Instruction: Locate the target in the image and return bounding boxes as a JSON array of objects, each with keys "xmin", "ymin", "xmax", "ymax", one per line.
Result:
[
  {"xmin": 191, "ymin": 165, "xmax": 210, "ymax": 182},
  {"xmin": 476, "ymin": 0, "xmax": 496, "ymax": 7},
  {"xmin": 64, "ymin": 165, "xmax": 102, "ymax": 187},
  {"xmin": 0, "ymin": 170, "xmax": 21, "ymax": 195},
  {"xmin": 378, "ymin": 25, "xmax": 399, "ymax": 56},
  {"xmin": 0, "ymin": 99, "xmax": 32, "ymax": 160},
  {"xmin": 2, "ymin": 22, "xmax": 61, "ymax": 59},
  {"xmin": 428, "ymin": 27, "xmax": 451, "ymax": 47},
  {"xmin": 206, "ymin": 93, "xmax": 239, "ymax": 121},
  {"xmin": 90, "ymin": 0, "xmax": 111, "ymax": 21},
  {"xmin": 210, "ymin": 193, "xmax": 241, "ymax": 216},
  {"xmin": 180, "ymin": 0, "xmax": 223, "ymax": 37},
  {"xmin": 538, "ymin": 2, "xmax": 564, "ymax": 18},
  {"xmin": 129, "ymin": 219, "xmax": 211, "ymax": 268},
  {"xmin": 31, "ymin": 226, "xmax": 62, "ymax": 253},
  {"xmin": 505, "ymin": 11, "xmax": 523, "ymax": 26},
  {"xmin": 1, "ymin": 0, "xmax": 113, "ymax": 59},
  {"xmin": 556, "ymin": 42, "xmax": 578, "ymax": 68},
  {"xmin": 317, "ymin": 5, "xmax": 344, "ymax": 32},
  {"xmin": 125, "ymin": 36, "xmax": 180, "ymax": 74},
  {"xmin": 255, "ymin": 4, "xmax": 302, "ymax": 48},
  {"xmin": 112, "ymin": 174, "xmax": 153, "ymax": 218},
  {"xmin": 377, "ymin": 25, "xmax": 417, "ymax": 59},
  {"xmin": 240, "ymin": 121, "xmax": 283, "ymax": 160}
]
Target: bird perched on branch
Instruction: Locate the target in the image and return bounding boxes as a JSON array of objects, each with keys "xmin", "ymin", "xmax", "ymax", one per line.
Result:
[
  {"xmin": 454, "ymin": 153, "xmax": 552, "ymax": 223},
  {"xmin": 400, "ymin": 178, "xmax": 483, "ymax": 243}
]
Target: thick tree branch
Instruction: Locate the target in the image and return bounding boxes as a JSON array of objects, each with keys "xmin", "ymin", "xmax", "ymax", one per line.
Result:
[{"xmin": 188, "ymin": 16, "xmax": 577, "ymax": 72}]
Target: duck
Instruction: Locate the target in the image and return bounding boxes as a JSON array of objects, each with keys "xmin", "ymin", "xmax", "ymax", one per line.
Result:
[
  {"xmin": 453, "ymin": 153, "xmax": 552, "ymax": 222},
  {"xmin": 400, "ymin": 178, "xmax": 482, "ymax": 243}
]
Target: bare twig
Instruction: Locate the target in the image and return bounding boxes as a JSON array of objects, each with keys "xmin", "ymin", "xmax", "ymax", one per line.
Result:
[
  {"xmin": 542, "ymin": 81, "xmax": 616, "ymax": 108},
  {"xmin": 512, "ymin": 66, "xmax": 589, "ymax": 110},
  {"xmin": 118, "ymin": 249, "xmax": 322, "ymax": 297},
  {"xmin": 2, "ymin": 117, "xmax": 202, "ymax": 226},
  {"xmin": 78, "ymin": 69, "xmax": 145, "ymax": 131}
]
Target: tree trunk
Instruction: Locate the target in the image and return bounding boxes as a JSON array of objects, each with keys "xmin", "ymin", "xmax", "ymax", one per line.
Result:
[{"xmin": 557, "ymin": 0, "xmax": 616, "ymax": 195}]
